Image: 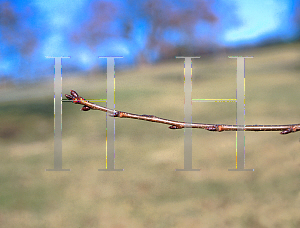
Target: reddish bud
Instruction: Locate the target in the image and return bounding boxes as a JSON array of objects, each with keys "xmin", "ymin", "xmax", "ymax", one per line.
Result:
[
  {"xmin": 169, "ymin": 125, "xmax": 180, "ymax": 129},
  {"xmin": 81, "ymin": 106, "xmax": 91, "ymax": 111},
  {"xmin": 70, "ymin": 90, "xmax": 78, "ymax": 98},
  {"xmin": 65, "ymin": 94, "xmax": 73, "ymax": 100},
  {"xmin": 280, "ymin": 128, "xmax": 293, "ymax": 134}
]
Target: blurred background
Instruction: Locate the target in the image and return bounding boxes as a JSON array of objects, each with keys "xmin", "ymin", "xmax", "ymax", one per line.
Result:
[
  {"xmin": 0, "ymin": 0, "xmax": 299, "ymax": 84},
  {"xmin": 0, "ymin": 0, "xmax": 300, "ymax": 227}
]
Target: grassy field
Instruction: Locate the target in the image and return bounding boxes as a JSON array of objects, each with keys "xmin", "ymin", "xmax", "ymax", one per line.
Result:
[{"xmin": 0, "ymin": 43, "xmax": 299, "ymax": 227}]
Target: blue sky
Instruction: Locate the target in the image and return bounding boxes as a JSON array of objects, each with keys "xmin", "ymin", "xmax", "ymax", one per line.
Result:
[
  {"xmin": 0, "ymin": 0, "xmax": 298, "ymax": 82},
  {"xmin": 222, "ymin": 0, "xmax": 297, "ymax": 46}
]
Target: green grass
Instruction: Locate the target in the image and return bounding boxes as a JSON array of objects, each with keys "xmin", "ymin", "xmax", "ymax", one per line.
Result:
[{"xmin": 0, "ymin": 43, "xmax": 300, "ymax": 227}]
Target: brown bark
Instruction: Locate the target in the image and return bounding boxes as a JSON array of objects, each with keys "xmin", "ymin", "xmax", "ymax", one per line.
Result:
[{"xmin": 65, "ymin": 90, "xmax": 300, "ymax": 135}]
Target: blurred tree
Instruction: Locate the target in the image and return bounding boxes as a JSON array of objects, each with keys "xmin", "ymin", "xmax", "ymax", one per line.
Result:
[
  {"xmin": 71, "ymin": 0, "xmax": 239, "ymax": 64},
  {"xmin": 0, "ymin": 1, "xmax": 38, "ymax": 57},
  {"xmin": 71, "ymin": 1, "xmax": 120, "ymax": 51},
  {"xmin": 0, "ymin": 1, "xmax": 40, "ymax": 83},
  {"xmin": 139, "ymin": 0, "xmax": 218, "ymax": 62}
]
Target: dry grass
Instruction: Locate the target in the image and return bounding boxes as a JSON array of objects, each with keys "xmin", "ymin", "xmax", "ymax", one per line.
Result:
[{"xmin": 0, "ymin": 43, "xmax": 299, "ymax": 228}]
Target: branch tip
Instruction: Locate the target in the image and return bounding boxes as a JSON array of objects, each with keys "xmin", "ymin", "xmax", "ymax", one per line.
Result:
[{"xmin": 70, "ymin": 90, "xmax": 79, "ymax": 98}]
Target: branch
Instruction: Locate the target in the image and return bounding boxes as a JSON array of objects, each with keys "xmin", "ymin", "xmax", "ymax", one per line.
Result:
[{"xmin": 65, "ymin": 90, "xmax": 300, "ymax": 135}]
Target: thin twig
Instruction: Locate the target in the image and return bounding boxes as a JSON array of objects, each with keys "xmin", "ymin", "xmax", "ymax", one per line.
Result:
[{"xmin": 65, "ymin": 90, "xmax": 300, "ymax": 135}]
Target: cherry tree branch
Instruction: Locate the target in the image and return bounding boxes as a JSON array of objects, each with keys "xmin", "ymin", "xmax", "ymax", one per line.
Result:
[{"xmin": 65, "ymin": 90, "xmax": 300, "ymax": 135}]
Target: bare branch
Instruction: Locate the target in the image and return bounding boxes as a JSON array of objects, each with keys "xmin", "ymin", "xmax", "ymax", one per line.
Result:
[{"xmin": 65, "ymin": 90, "xmax": 300, "ymax": 135}]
